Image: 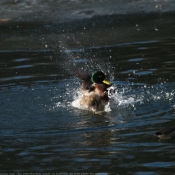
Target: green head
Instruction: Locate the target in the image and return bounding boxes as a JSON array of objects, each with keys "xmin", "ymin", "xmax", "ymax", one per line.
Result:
[{"xmin": 91, "ymin": 71, "xmax": 111, "ymax": 85}]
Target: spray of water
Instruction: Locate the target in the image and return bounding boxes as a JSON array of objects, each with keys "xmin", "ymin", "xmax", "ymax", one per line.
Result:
[{"xmin": 55, "ymin": 39, "xmax": 175, "ymax": 113}]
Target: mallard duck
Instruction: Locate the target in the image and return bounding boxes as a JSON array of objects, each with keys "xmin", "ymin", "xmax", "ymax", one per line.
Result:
[
  {"xmin": 156, "ymin": 125, "xmax": 175, "ymax": 139},
  {"xmin": 75, "ymin": 70, "xmax": 112, "ymax": 111}
]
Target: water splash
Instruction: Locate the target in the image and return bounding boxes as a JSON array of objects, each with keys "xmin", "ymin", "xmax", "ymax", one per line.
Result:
[
  {"xmin": 107, "ymin": 85, "xmax": 143, "ymax": 111},
  {"xmin": 71, "ymin": 88, "xmax": 83, "ymax": 109},
  {"xmin": 71, "ymin": 85, "xmax": 141, "ymax": 113},
  {"xmin": 56, "ymin": 40, "xmax": 175, "ymax": 113},
  {"xmin": 58, "ymin": 43, "xmax": 116, "ymax": 112},
  {"xmin": 59, "ymin": 41, "xmax": 115, "ymax": 82}
]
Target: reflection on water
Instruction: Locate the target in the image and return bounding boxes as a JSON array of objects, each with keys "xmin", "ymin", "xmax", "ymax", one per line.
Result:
[{"xmin": 0, "ymin": 36, "xmax": 175, "ymax": 173}]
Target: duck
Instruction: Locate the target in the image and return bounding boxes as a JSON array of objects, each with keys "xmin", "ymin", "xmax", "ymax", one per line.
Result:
[
  {"xmin": 75, "ymin": 70, "xmax": 112, "ymax": 111},
  {"xmin": 156, "ymin": 125, "xmax": 175, "ymax": 139}
]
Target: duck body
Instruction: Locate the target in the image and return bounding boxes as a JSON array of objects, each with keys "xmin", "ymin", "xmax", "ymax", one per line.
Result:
[
  {"xmin": 75, "ymin": 70, "xmax": 112, "ymax": 111},
  {"xmin": 156, "ymin": 125, "xmax": 175, "ymax": 139},
  {"xmin": 80, "ymin": 83, "xmax": 110, "ymax": 111}
]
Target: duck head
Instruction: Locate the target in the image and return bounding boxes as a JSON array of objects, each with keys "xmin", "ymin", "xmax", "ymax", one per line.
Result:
[{"xmin": 91, "ymin": 71, "xmax": 111, "ymax": 85}]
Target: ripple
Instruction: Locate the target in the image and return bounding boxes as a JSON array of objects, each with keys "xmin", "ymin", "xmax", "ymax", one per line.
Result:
[
  {"xmin": 14, "ymin": 58, "xmax": 29, "ymax": 62},
  {"xmin": 14, "ymin": 65, "xmax": 33, "ymax": 69},
  {"xmin": 0, "ymin": 75, "xmax": 34, "ymax": 82},
  {"xmin": 121, "ymin": 69, "xmax": 138, "ymax": 74},
  {"xmin": 143, "ymin": 162, "xmax": 175, "ymax": 168},
  {"xmin": 128, "ymin": 58, "xmax": 143, "ymax": 62},
  {"xmin": 135, "ymin": 70, "xmax": 153, "ymax": 75}
]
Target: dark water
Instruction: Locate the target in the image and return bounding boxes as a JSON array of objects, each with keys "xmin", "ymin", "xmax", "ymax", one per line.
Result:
[{"xmin": 1, "ymin": 15, "xmax": 175, "ymax": 174}]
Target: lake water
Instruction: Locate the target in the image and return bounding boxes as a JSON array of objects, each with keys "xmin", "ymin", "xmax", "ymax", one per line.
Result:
[{"xmin": 1, "ymin": 12, "xmax": 175, "ymax": 174}]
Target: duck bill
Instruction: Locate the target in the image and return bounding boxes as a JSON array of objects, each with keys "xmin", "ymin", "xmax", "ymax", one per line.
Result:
[{"xmin": 103, "ymin": 79, "xmax": 111, "ymax": 85}]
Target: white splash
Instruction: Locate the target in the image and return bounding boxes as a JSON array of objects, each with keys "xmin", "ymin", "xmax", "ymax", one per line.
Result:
[
  {"xmin": 71, "ymin": 89, "xmax": 83, "ymax": 109},
  {"xmin": 71, "ymin": 85, "xmax": 142, "ymax": 113},
  {"xmin": 107, "ymin": 86, "xmax": 143, "ymax": 109}
]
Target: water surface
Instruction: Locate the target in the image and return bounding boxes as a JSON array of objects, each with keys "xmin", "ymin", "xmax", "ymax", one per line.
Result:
[{"xmin": 1, "ymin": 14, "xmax": 175, "ymax": 174}]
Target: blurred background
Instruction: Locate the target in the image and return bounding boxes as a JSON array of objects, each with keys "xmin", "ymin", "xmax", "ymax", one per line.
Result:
[{"xmin": 1, "ymin": 0, "xmax": 175, "ymax": 49}]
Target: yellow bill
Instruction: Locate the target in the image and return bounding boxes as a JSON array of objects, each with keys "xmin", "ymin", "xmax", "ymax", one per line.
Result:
[{"xmin": 103, "ymin": 79, "xmax": 111, "ymax": 85}]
